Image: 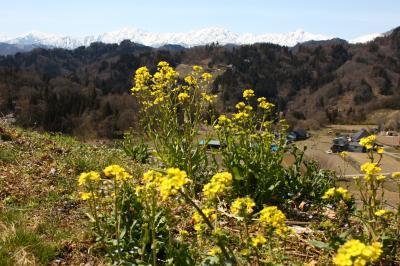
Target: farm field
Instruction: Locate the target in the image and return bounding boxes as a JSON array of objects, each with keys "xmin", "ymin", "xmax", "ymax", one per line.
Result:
[{"xmin": 297, "ymin": 125, "xmax": 400, "ymax": 207}]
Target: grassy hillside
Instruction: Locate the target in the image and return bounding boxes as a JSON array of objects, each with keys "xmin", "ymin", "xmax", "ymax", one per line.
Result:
[{"xmin": 0, "ymin": 122, "xmax": 142, "ymax": 265}]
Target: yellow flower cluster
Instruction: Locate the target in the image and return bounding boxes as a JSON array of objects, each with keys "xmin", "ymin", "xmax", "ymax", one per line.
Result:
[
  {"xmin": 193, "ymin": 208, "xmax": 217, "ymax": 232},
  {"xmin": 259, "ymin": 206, "xmax": 288, "ymax": 235},
  {"xmin": 152, "ymin": 61, "xmax": 179, "ymax": 88},
  {"xmin": 202, "ymin": 172, "xmax": 233, "ymax": 200},
  {"xmin": 131, "ymin": 66, "xmax": 151, "ymax": 93},
  {"xmin": 178, "ymin": 92, "xmax": 190, "ymax": 102},
  {"xmin": 322, "ymin": 187, "xmax": 351, "ymax": 201},
  {"xmin": 201, "ymin": 92, "xmax": 217, "ymax": 103},
  {"xmin": 243, "ymin": 89, "xmax": 255, "ymax": 100},
  {"xmin": 136, "ymin": 170, "xmax": 164, "ymax": 193},
  {"xmin": 359, "ymin": 135, "xmax": 376, "ymax": 150},
  {"xmin": 184, "ymin": 75, "xmax": 196, "ymax": 85},
  {"xmin": 360, "ymin": 162, "xmax": 381, "ymax": 175},
  {"xmin": 392, "ymin": 172, "xmax": 400, "ymax": 179},
  {"xmin": 208, "ymin": 247, "xmax": 221, "ymax": 256},
  {"xmin": 375, "ymin": 209, "xmax": 393, "ymax": 219},
  {"xmin": 193, "ymin": 208, "xmax": 217, "ymax": 223},
  {"xmin": 78, "ymin": 171, "xmax": 100, "ymax": 186},
  {"xmin": 214, "ymin": 114, "xmax": 232, "ymax": 129},
  {"xmin": 80, "ymin": 191, "xmax": 97, "ymax": 200},
  {"xmin": 360, "ymin": 162, "xmax": 382, "ymax": 182},
  {"xmin": 235, "ymin": 102, "xmax": 246, "ymax": 110},
  {"xmin": 333, "ymin": 239, "xmax": 382, "ymax": 266},
  {"xmin": 230, "ymin": 197, "xmax": 256, "ymax": 216},
  {"xmin": 159, "ymin": 168, "xmax": 190, "ymax": 200},
  {"xmin": 131, "ymin": 61, "xmax": 216, "ymax": 112},
  {"xmin": 250, "ymin": 234, "xmax": 267, "ymax": 247},
  {"xmin": 103, "ymin": 165, "xmax": 133, "ymax": 181},
  {"xmin": 201, "ymin": 72, "xmax": 213, "ymax": 81},
  {"xmin": 232, "ymin": 111, "xmax": 250, "ymax": 121},
  {"xmin": 193, "ymin": 65, "xmax": 203, "ymax": 72},
  {"xmin": 340, "ymin": 151, "xmax": 348, "ymax": 159},
  {"xmin": 257, "ymin": 97, "xmax": 275, "ymax": 111}
]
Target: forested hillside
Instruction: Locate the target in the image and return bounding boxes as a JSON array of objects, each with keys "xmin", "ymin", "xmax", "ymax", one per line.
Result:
[{"xmin": 0, "ymin": 27, "xmax": 399, "ymax": 137}]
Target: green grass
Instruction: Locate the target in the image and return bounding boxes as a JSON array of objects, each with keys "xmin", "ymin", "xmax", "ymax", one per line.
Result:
[
  {"xmin": 0, "ymin": 210, "xmax": 58, "ymax": 266},
  {"xmin": 0, "ymin": 123, "xmax": 143, "ymax": 264},
  {"xmin": 0, "ymin": 146, "xmax": 18, "ymax": 163}
]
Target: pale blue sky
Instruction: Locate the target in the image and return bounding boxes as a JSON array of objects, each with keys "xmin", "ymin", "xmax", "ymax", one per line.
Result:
[{"xmin": 1, "ymin": 0, "xmax": 399, "ymax": 39}]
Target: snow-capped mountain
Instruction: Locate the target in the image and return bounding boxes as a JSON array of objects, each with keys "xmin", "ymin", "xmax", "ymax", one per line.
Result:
[
  {"xmin": 0, "ymin": 27, "xmax": 383, "ymax": 49},
  {"xmin": 349, "ymin": 33, "xmax": 383, "ymax": 44}
]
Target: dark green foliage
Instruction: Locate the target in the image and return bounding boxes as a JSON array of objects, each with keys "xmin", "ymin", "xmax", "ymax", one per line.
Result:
[
  {"xmin": 283, "ymin": 146, "xmax": 335, "ymax": 206},
  {"xmin": 120, "ymin": 131, "xmax": 150, "ymax": 163}
]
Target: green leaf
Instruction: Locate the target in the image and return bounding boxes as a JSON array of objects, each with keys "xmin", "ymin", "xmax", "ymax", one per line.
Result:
[{"xmin": 309, "ymin": 240, "xmax": 330, "ymax": 250}]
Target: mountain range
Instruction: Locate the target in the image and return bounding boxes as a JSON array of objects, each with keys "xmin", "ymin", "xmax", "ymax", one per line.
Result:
[
  {"xmin": 0, "ymin": 27, "xmax": 384, "ymax": 54},
  {"xmin": 0, "ymin": 26, "xmax": 398, "ymax": 137}
]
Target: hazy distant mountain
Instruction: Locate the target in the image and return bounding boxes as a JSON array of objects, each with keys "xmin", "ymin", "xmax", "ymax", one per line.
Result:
[
  {"xmin": 1, "ymin": 27, "xmax": 389, "ymax": 54},
  {"xmin": 0, "ymin": 27, "xmax": 335, "ymax": 51},
  {"xmin": 0, "ymin": 42, "xmax": 51, "ymax": 56}
]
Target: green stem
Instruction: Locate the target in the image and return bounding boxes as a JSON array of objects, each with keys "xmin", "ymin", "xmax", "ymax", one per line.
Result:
[
  {"xmin": 114, "ymin": 180, "xmax": 121, "ymax": 261},
  {"xmin": 178, "ymin": 190, "xmax": 235, "ymax": 264},
  {"xmin": 151, "ymin": 191, "xmax": 157, "ymax": 266}
]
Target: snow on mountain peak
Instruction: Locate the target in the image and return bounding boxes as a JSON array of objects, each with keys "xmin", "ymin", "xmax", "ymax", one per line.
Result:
[
  {"xmin": 349, "ymin": 33, "xmax": 383, "ymax": 44},
  {"xmin": 0, "ymin": 27, "xmax": 382, "ymax": 49}
]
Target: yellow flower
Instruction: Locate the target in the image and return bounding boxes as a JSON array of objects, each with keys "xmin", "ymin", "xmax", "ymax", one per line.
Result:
[
  {"xmin": 259, "ymin": 206, "xmax": 287, "ymax": 234},
  {"xmin": 153, "ymin": 95, "xmax": 165, "ymax": 105},
  {"xmin": 184, "ymin": 75, "xmax": 197, "ymax": 85},
  {"xmin": 377, "ymin": 147, "xmax": 384, "ymax": 154},
  {"xmin": 192, "ymin": 208, "xmax": 217, "ymax": 223},
  {"xmin": 178, "ymin": 92, "xmax": 190, "ymax": 102},
  {"xmin": 322, "ymin": 187, "xmax": 351, "ymax": 201},
  {"xmin": 80, "ymin": 192, "xmax": 97, "ymax": 200},
  {"xmin": 159, "ymin": 168, "xmax": 190, "ymax": 200},
  {"xmin": 143, "ymin": 170, "xmax": 163, "ymax": 183},
  {"xmin": 202, "ymin": 172, "xmax": 233, "ymax": 200},
  {"xmin": 232, "ymin": 111, "xmax": 250, "ymax": 121},
  {"xmin": 208, "ymin": 247, "xmax": 221, "ymax": 256},
  {"xmin": 257, "ymin": 97, "xmax": 266, "ymax": 102},
  {"xmin": 193, "ymin": 65, "xmax": 203, "ymax": 72},
  {"xmin": 258, "ymin": 100, "xmax": 274, "ymax": 110},
  {"xmin": 243, "ymin": 89, "xmax": 255, "ymax": 100},
  {"xmin": 217, "ymin": 115, "xmax": 231, "ymax": 125},
  {"xmin": 333, "ymin": 239, "xmax": 382, "ymax": 266},
  {"xmin": 201, "ymin": 72, "xmax": 212, "ymax": 80},
  {"xmin": 245, "ymin": 105, "xmax": 253, "ymax": 111},
  {"xmin": 131, "ymin": 66, "xmax": 151, "ymax": 93},
  {"xmin": 376, "ymin": 175, "xmax": 385, "ymax": 181},
  {"xmin": 340, "ymin": 151, "xmax": 348, "ymax": 159},
  {"xmin": 78, "ymin": 171, "xmax": 100, "ymax": 186},
  {"xmin": 103, "ymin": 165, "xmax": 132, "ymax": 181},
  {"xmin": 240, "ymin": 249, "xmax": 250, "ymax": 256},
  {"xmin": 375, "ymin": 209, "xmax": 393, "ymax": 219},
  {"xmin": 157, "ymin": 61, "xmax": 170, "ymax": 68},
  {"xmin": 250, "ymin": 234, "xmax": 267, "ymax": 247},
  {"xmin": 235, "ymin": 102, "xmax": 246, "ymax": 110},
  {"xmin": 201, "ymin": 92, "xmax": 217, "ymax": 103},
  {"xmin": 392, "ymin": 172, "xmax": 400, "ymax": 179},
  {"xmin": 360, "ymin": 162, "xmax": 381, "ymax": 175},
  {"xmin": 359, "ymin": 135, "xmax": 376, "ymax": 150},
  {"xmin": 230, "ymin": 197, "xmax": 256, "ymax": 216},
  {"xmin": 179, "ymin": 229, "xmax": 189, "ymax": 237}
]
